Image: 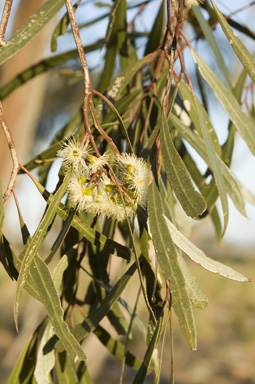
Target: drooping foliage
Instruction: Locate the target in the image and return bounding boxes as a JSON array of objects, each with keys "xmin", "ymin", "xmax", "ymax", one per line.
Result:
[{"xmin": 0, "ymin": 0, "xmax": 254, "ymax": 382}]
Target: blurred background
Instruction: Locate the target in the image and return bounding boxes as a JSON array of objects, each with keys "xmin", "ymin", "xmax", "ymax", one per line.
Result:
[{"xmin": 0, "ymin": 0, "xmax": 254, "ymax": 382}]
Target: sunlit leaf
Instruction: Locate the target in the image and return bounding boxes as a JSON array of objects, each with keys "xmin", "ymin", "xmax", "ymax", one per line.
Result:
[
  {"xmin": 178, "ymin": 81, "xmax": 221, "ymax": 157},
  {"xmin": 34, "ymin": 321, "xmax": 55, "ymax": 384},
  {"xmin": 160, "ymin": 113, "xmax": 206, "ymax": 218},
  {"xmin": 7, "ymin": 336, "xmax": 34, "ymax": 384},
  {"xmin": 169, "ymin": 113, "xmax": 246, "ymax": 217},
  {"xmin": 195, "ymin": 97, "xmax": 228, "ymax": 235},
  {"xmin": 55, "ymin": 351, "xmax": 78, "ymax": 382},
  {"xmin": 14, "ymin": 172, "xmax": 71, "ymax": 331},
  {"xmin": 147, "ymin": 181, "xmax": 197, "ymax": 349},
  {"xmin": 164, "ymin": 215, "xmax": 250, "ymax": 282},
  {"xmin": 191, "ymin": 48, "xmax": 255, "ymax": 155},
  {"xmin": 211, "ymin": 0, "xmax": 255, "ymax": 85},
  {"xmin": 75, "ymin": 360, "xmax": 93, "ymax": 384},
  {"xmin": 177, "ymin": 255, "xmax": 208, "ymax": 310},
  {"xmin": 0, "ymin": 0, "xmax": 65, "ymax": 66},
  {"xmin": 133, "ymin": 316, "xmax": 163, "ymax": 383},
  {"xmin": 192, "ymin": 5, "xmax": 232, "ymax": 89},
  {"xmin": 31, "ymin": 256, "xmax": 86, "ymax": 361}
]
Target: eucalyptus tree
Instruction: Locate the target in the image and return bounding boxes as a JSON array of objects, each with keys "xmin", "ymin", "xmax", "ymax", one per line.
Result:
[{"xmin": 0, "ymin": 0, "xmax": 254, "ymax": 383}]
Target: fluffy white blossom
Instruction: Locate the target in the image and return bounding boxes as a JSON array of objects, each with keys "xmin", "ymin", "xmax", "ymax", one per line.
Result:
[
  {"xmin": 67, "ymin": 174, "xmax": 97, "ymax": 212},
  {"xmin": 57, "ymin": 138, "xmax": 90, "ymax": 174},
  {"xmin": 116, "ymin": 153, "xmax": 150, "ymax": 207},
  {"xmin": 87, "ymin": 152, "xmax": 109, "ymax": 174},
  {"xmin": 58, "ymin": 140, "xmax": 150, "ymax": 221}
]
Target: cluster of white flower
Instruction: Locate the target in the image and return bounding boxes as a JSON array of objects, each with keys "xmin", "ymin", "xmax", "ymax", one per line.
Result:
[{"xmin": 57, "ymin": 138, "xmax": 150, "ymax": 221}]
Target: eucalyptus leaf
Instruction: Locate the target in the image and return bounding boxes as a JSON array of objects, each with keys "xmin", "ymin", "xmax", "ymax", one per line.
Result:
[
  {"xmin": 0, "ymin": 0, "xmax": 65, "ymax": 66},
  {"xmin": 160, "ymin": 112, "xmax": 206, "ymax": 218},
  {"xmin": 147, "ymin": 181, "xmax": 197, "ymax": 349},
  {"xmin": 93, "ymin": 325, "xmax": 142, "ymax": 370},
  {"xmin": 34, "ymin": 321, "xmax": 55, "ymax": 384},
  {"xmin": 56, "ymin": 261, "xmax": 137, "ymax": 350},
  {"xmin": 133, "ymin": 316, "xmax": 163, "ymax": 383},
  {"xmin": 14, "ymin": 172, "xmax": 71, "ymax": 330},
  {"xmin": 177, "ymin": 254, "xmax": 208, "ymax": 310},
  {"xmin": 56, "ymin": 351, "xmax": 78, "ymax": 383},
  {"xmin": 192, "ymin": 5, "xmax": 232, "ymax": 89},
  {"xmin": 31, "ymin": 256, "xmax": 86, "ymax": 361},
  {"xmin": 164, "ymin": 215, "xmax": 250, "ymax": 282},
  {"xmin": 7, "ymin": 336, "xmax": 34, "ymax": 384},
  {"xmin": 195, "ymin": 97, "xmax": 228, "ymax": 235},
  {"xmin": 169, "ymin": 113, "xmax": 246, "ymax": 217},
  {"xmin": 211, "ymin": 0, "xmax": 255, "ymax": 85},
  {"xmin": 191, "ymin": 48, "xmax": 255, "ymax": 155}
]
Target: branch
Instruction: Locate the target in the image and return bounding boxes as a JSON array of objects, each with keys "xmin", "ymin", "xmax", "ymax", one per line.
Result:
[
  {"xmin": 0, "ymin": 0, "xmax": 13, "ymax": 47},
  {"xmin": 0, "ymin": 101, "xmax": 19, "ymax": 202}
]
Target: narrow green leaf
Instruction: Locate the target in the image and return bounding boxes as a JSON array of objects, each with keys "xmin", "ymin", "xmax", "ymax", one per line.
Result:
[
  {"xmin": 14, "ymin": 173, "xmax": 71, "ymax": 331},
  {"xmin": 211, "ymin": 0, "xmax": 255, "ymax": 85},
  {"xmin": 7, "ymin": 336, "xmax": 34, "ymax": 384},
  {"xmin": 34, "ymin": 321, "xmax": 55, "ymax": 384},
  {"xmin": 195, "ymin": 98, "xmax": 228, "ymax": 234},
  {"xmin": 133, "ymin": 316, "xmax": 163, "ymax": 383},
  {"xmin": 0, "ymin": 235, "xmax": 42, "ymax": 301},
  {"xmin": 45, "ymin": 207, "xmax": 77, "ymax": 264},
  {"xmin": 8, "ymin": 334, "xmax": 38, "ymax": 384},
  {"xmin": 164, "ymin": 215, "xmax": 250, "ymax": 282},
  {"xmin": 30, "ymin": 178, "xmax": 131, "ymax": 259},
  {"xmin": 93, "ymin": 325, "xmax": 142, "ymax": 370},
  {"xmin": 56, "ymin": 261, "xmax": 137, "ymax": 350},
  {"xmin": 56, "ymin": 351, "xmax": 78, "ymax": 383},
  {"xmin": 178, "ymin": 81, "xmax": 222, "ymax": 157},
  {"xmin": 75, "ymin": 361, "xmax": 92, "ymax": 384},
  {"xmin": 177, "ymin": 254, "xmax": 208, "ymax": 310},
  {"xmin": 100, "ymin": 0, "xmax": 128, "ymax": 91},
  {"xmin": 160, "ymin": 113, "xmax": 206, "ymax": 217},
  {"xmin": 144, "ymin": 0, "xmax": 165, "ymax": 55},
  {"xmin": 147, "ymin": 181, "xmax": 197, "ymax": 349},
  {"xmin": 31, "ymin": 256, "xmax": 86, "ymax": 361},
  {"xmin": 222, "ymin": 68, "xmax": 248, "ymax": 168},
  {"xmin": 0, "ymin": 41, "xmax": 104, "ymax": 100},
  {"xmin": 192, "ymin": 6, "xmax": 232, "ymax": 89},
  {"xmin": 0, "ymin": 0, "xmax": 65, "ymax": 66},
  {"xmin": 210, "ymin": 206, "xmax": 222, "ymax": 244},
  {"xmin": 191, "ymin": 48, "xmax": 255, "ymax": 155},
  {"xmin": 169, "ymin": 113, "xmax": 246, "ymax": 216},
  {"xmin": 51, "ymin": 0, "xmax": 81, "ymax": 52}
]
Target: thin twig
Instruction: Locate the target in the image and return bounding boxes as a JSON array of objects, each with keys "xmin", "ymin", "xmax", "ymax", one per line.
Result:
[
  {"xmin": 0, "ymin": 102, "xmax": 19, "ymax": 202},
  {"xmin": 0, "ymin": 0, "xmax": 13, "ymax": 47},
  {"xmin": 65, "ymin": 0, "xmax": 92, "ymax": 136}
]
